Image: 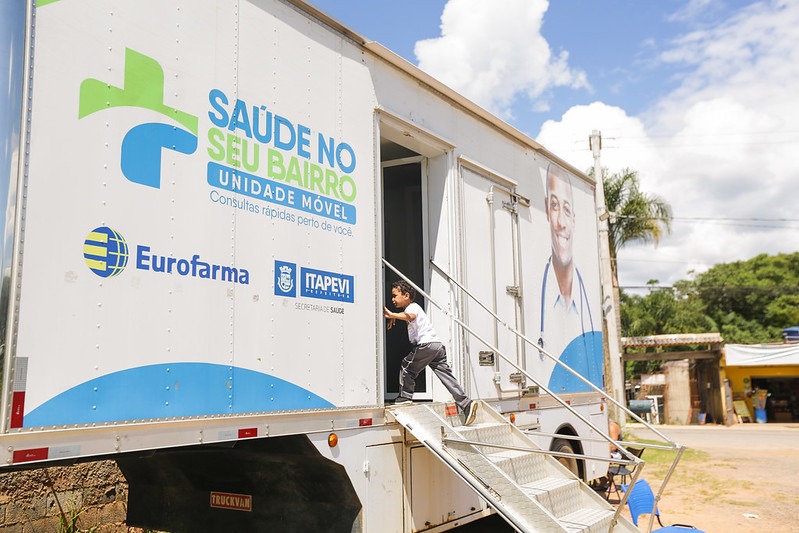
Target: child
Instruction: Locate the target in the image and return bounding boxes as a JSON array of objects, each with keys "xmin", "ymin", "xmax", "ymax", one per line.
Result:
[{"xmin": 383, "ymin": 280, "xmax": 478, "ymax": 425}]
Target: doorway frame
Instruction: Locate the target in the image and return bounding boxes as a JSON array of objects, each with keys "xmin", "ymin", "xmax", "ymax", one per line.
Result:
[{"xmin": 377, "ymin": 110, "xmax": 454, "ymax": 404}]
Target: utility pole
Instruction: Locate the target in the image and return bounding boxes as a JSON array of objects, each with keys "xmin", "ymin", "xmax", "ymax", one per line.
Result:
[{"xmin": 590, "ymin": 130, "xmax": 626, "ymax": 426}]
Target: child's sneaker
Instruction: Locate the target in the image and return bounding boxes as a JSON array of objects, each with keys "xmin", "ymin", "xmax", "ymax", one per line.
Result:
[{"xmin": 464, "ymin": 401, "xmax": 479, "ymax": 425}]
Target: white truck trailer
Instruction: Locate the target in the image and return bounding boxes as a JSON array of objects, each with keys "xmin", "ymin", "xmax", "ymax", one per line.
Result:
[{"xmin": 0, "ymin": 1, "xmax": 645, "ymax": 531}]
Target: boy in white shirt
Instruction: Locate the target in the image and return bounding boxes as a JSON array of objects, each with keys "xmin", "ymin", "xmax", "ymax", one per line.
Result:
[{"xmin": 383, "ymin": 280, "xmax": 478, "ymax": 425}]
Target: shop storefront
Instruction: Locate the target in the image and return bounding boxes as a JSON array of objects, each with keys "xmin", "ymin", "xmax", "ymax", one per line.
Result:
[{"xmin": 724, "ymin": 343, "xmax": 799, "ymax": 423}]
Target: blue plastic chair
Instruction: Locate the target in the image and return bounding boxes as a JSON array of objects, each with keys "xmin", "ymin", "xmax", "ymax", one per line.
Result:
[{"xmin": 621, "ymin": 479, "xmax": 706, "ymax": 533}]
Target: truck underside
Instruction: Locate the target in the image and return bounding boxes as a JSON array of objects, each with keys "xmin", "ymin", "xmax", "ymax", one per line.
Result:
[{"xmin": 119, "ymin": 436, "xmax": 361, "ymax": 532}]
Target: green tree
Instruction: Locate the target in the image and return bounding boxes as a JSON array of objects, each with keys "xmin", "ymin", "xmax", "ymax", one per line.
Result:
[
  {"xmin": 689, "ymin": 252, "xmax": 799, "ymax": 343},
  {"xmin": 621, "ymin": 282, "xmax": 715, "ymax": 338},
  {"xmin": 620, "ymin": 252, "xmax": 799, "ymax": 345},
  {"xmin": 596, "ymin": 167, "xmax": 673, "ymax": 280},
  {"xmin": 620, "ymin": 280, "xmax": 717, "ymax": 377},
  {"xmin": 589, "ymin": 167, "xmax": 673, "ymax": 396}
]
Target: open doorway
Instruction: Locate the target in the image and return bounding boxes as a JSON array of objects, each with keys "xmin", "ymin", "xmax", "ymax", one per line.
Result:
[
  {"xmin": 382, "ymin": 147, "xmax": 427, "ymax": 401},
  {"xmin": 379, "ymin": 116, "xmax": 452, "ymax": 403},
  {"xmin": 751, "ymin": 377, "xmax": 799, "ymax": 422}
]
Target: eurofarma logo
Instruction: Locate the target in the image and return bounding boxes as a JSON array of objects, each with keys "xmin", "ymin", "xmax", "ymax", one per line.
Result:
[
  {"xmin": 274, "ymin": 260, "xmax": 354, "ymax": 303},
  {"xmin": 84, "ymin": 226, "xmax": 250, "ymax": 285},
  {"xmin": 78, "ymin": 48, "xmax": 198, "ymax": 188},
  {"xmin": 83, "ymin": 227, "xmax": 129, "ymax": 278}
]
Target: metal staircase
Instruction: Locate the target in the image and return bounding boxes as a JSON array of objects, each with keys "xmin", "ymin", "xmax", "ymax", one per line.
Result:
[
  {"xmin": 382, "ymin": 258, "xmax": 687, "ymax": 533},
  {"xmin": 390, "ymin": 400, "xmax": 640, "ymax": 533}
]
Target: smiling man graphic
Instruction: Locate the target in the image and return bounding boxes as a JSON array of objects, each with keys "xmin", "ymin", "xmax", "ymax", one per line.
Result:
[{"xmin": 538, "ymin": 163, "xmax": 599, "ymax": 391}]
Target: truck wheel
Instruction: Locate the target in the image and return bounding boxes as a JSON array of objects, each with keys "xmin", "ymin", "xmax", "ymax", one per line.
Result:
[{"xmin": 551, "ymin": 438, "xmax": 579, "ymax": 477}]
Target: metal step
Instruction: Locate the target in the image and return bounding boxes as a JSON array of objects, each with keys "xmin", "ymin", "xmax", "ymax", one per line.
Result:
[{"xmin": 389, "ymin": 400, "xmax": 638, "ymax": 533}]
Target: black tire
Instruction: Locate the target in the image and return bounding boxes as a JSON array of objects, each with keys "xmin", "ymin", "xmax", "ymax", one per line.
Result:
[{"xmin": 551, "ymin": 438, "xmax": 580, "ymax": 477}]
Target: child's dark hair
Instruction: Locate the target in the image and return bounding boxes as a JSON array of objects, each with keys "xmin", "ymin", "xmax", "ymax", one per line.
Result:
[{"xmin": 392, "ymin": 280, "xmax": 416, "ymax": 301}]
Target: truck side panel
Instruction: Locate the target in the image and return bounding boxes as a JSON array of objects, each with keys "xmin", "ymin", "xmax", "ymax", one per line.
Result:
[
  {"xmin": 367, "ymin": 52, "xmax": 604, "ymax": 400},
  {"xmin": 366, "ymin": 48, "xmax": 607, "ymax": 477},
  {"xmin": 9, "ymin": 0, "xmax": 379, "ymax": 430}
]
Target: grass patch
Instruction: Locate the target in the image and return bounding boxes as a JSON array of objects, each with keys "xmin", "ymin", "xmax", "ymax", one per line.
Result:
[{"xmin": 620, "ymin": 436, "xmax": 725, "ymax": 500}]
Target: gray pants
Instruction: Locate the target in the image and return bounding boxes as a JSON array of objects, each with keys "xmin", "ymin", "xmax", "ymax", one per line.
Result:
[{"xmin": 399, "ymin": 342, "xmax": 470, "ymax": 412}]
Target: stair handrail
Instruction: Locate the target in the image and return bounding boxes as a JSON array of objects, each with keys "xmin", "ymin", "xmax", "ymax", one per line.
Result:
[
  {"xmin": 428, "ymin": 259, "xmax": 686, "ymax": 533},
  {"xmin": 383, "ymin": 258, "xmax": 684, "ymax": 532},
  {"xmin": 429, "ymin": 259, "xmax": 678, "ymax": 447},
  {"xmin": 383, "ymin": 259, "xmax": 637, "ymax": 460},
  {"xmin": 441, "ymin": 436, "xmax": 640, "ymax": 465}
]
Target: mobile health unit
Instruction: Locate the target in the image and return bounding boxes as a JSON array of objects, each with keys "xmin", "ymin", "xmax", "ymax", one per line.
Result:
[{"xmin": 0, "ymin": 1, "xmax": 650, "ymax": 531}]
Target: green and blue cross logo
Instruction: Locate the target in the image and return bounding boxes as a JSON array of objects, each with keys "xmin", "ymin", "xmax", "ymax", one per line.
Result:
[{"xmin": 79, "ymin": 48, "xmax": 198, "ymax": 188}]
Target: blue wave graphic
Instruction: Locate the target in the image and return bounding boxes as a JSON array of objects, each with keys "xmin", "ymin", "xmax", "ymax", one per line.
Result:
[
  {"xmin": 24, "ymin": 363, "xmax": 333, "ymax": 427},
  {"xmin": 547, "ymin": 331, "xmax": 604, "ymax": 393}
]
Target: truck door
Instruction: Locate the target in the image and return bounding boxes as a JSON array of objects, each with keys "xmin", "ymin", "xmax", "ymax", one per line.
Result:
[{"xmin": 461, "ymin": 165, "xmax": 527, "ymax": 400}]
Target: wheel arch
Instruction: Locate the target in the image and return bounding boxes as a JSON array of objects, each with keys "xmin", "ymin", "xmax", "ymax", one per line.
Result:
[{"xmin": 549, "ymin": 424, "xmax": 586, "ymax": 480}]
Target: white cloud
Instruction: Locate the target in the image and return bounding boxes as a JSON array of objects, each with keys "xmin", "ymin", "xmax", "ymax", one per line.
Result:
[
  {"xmin": 414, "ymin": 0, "xmax": 588, "ymax": 120},
  {"xmin": 537, "ymin": 1, "xmax": 799, "ymax": 289},
  {"xmin": 667, "ymin": 0, "xmax": 722, "ymax": 23},
  {"xmin": 537, "ymin": 102, "xmax": 665, "ymax": 182},
  {"xmin": 410, "ymin": 0, "xmax": 798, "ymax": 289}
]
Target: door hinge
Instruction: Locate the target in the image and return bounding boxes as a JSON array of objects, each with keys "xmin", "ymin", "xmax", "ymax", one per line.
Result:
[{"xmin": 506, "ymin": 285, "xmax": 521, "ymax": 298}]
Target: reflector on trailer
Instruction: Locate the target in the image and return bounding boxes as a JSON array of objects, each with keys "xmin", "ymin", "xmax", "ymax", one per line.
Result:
[{"xmin": 13, "ymin": 447, "xmax": 48, "ymax": 463}]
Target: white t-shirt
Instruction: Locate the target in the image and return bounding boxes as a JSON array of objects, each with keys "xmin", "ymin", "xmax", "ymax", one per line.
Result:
[{"xmin": 405, "ymin": 302, "xmax": 439, "ymax": 344}]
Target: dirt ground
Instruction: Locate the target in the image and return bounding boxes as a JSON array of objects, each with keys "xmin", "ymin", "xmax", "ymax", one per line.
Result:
[{"xmin": 621, "ymin": 423, "xmax": 799, "ymax": 533}]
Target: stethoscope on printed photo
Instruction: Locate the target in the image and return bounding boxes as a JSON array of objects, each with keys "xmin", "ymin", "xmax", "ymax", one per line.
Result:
[{"xmin": 537, "ymin": 257, "xmax": 594, "ymax": 351}]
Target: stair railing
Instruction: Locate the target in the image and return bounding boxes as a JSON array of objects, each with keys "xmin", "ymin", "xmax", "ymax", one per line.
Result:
[
  {"xmin": 383, "ymin": 258, "xmax": 685, "ymax": 532},
  {"xmin": 428, "ymin": 259, "xmax": 686, "ymax": 533}
]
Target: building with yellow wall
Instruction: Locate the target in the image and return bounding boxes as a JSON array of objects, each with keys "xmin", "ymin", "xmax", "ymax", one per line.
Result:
[{"xmin": 723, "ymin": 342, "xmax": 799, "ymax": 423}]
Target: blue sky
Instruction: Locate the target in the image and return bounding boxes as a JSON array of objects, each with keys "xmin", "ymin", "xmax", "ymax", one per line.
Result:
[{"xmin": 308, "ymin": 0, "xmax": 799, "ymax": 292}]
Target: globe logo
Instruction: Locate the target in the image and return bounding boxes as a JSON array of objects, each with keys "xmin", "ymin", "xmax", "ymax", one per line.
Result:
[{"xmin": 83, "ymin": 227, "xmax": 129, "ymax": 278}]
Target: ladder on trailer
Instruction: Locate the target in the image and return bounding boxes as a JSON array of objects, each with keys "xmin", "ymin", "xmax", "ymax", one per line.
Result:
[{"xmin": 390, "ymin": 401, "xmax": 640, "ymax": 533}]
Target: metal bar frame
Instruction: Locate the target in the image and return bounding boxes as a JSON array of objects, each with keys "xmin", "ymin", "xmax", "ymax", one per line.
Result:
[{"xmin": 383, "ymin": 257, "xmax": 686, "ymax": 532}]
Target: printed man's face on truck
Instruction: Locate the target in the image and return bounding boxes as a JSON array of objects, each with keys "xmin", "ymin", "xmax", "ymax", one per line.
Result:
[{"xmin": 546, "ymin": 168, "xmax": 575, "ymax": 269}]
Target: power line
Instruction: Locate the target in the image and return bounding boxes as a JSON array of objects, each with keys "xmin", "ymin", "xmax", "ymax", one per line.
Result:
[
  {"xmin": 614, "ymin": 130, "xmax": 799, "ymax": 139},
  {"xmin": 615, "ymin": 214, "xmax": 799, "ymax": 222},
  {"xmin": 601, "ymin": 133, "xmax": 799, "ymax": 149},
  {"xmin": 620, "ymin": 284, "xmax": 799, "ymax": 292},
  {"xmin": 668, "ymin": 220, "xmax": 798, "ymax": 230},
  {"xmin": 604, "ymin": 139, "xmax": 799, "ymax": 149},
  {"xmin": 612, "ymin": 214, "xmax": 799, "ymax": 229},
  {"xmin": 613, "ymin": 257, "xmax": 692, "ymax": 265},
  {"xmin": 672, "ymin": 216, "xmax": 799, "ymax": 222}
]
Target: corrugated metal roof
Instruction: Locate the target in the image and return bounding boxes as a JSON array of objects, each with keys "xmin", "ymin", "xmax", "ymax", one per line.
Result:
[{"xmin": 621, "ymin": 333, "xmax": 723, "ymax": 348}]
